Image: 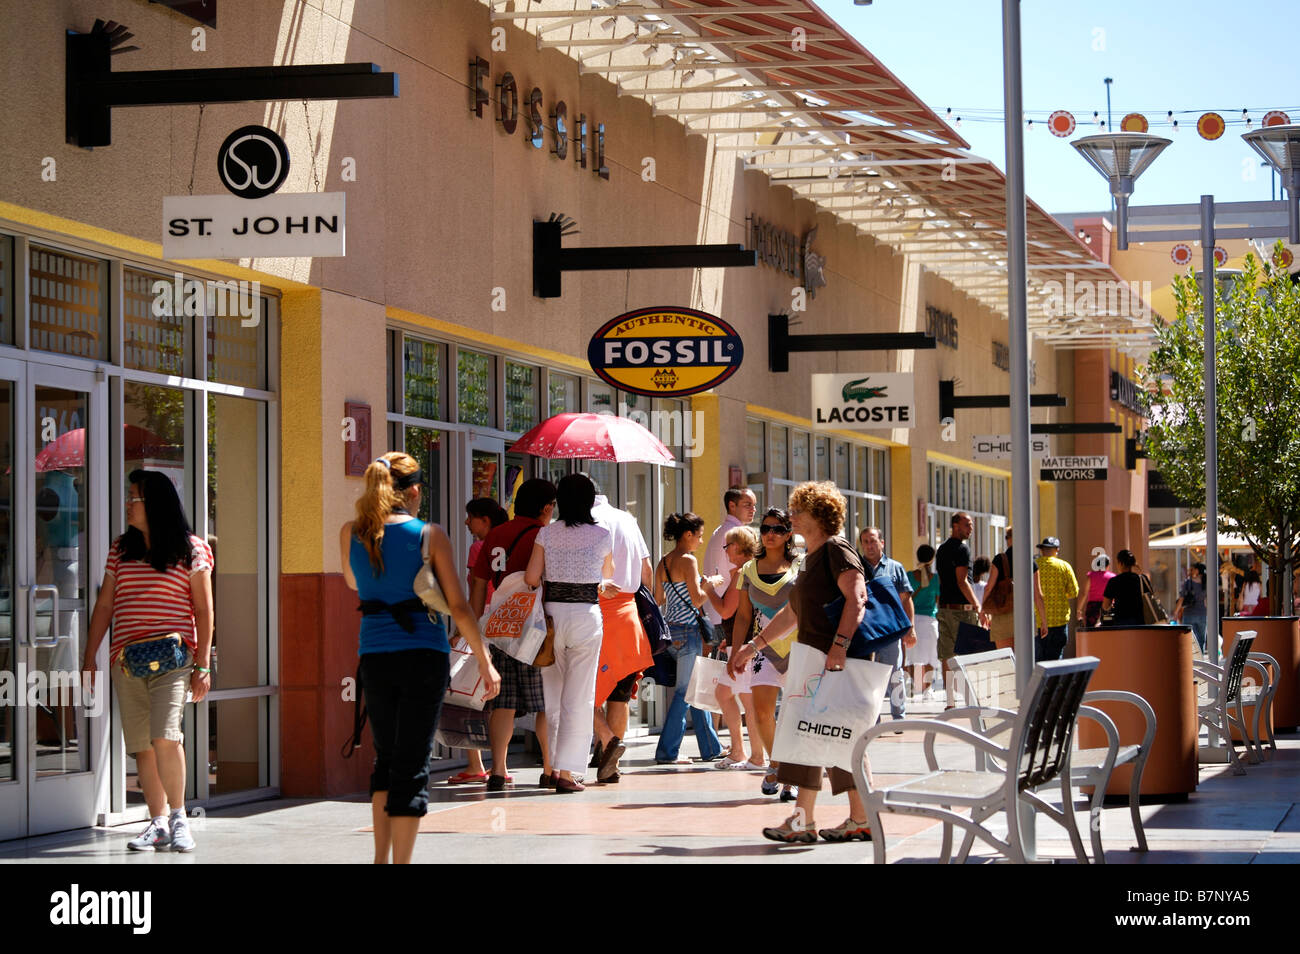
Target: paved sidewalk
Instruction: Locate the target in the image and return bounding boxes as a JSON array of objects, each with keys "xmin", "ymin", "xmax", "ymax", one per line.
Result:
[{"xmin": 3, "ymin": 703, "xmax": 1296, "ymax": 864}]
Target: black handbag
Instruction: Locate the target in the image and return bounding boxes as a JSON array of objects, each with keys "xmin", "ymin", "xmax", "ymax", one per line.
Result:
[
  {"xmin": 954, "ymin": 620, "xmax": 996, "ymax": 655},
  {"xmin": 635, "ymin": 582, "xmax": 672, "ymax": 655},
  {"xmin": 821, "ymin": 544, "xmax": 913, "ymax": 658}
]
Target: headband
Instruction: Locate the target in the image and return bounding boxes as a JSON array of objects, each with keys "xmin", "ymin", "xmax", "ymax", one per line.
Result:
[{"xmin": 373, "ymin": 457, "xmax": 421, "ymax": 489}]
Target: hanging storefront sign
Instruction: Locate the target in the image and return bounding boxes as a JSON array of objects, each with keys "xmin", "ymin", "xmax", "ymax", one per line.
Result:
[
  {"xmin": 1039, "ymin": 455, "xmax": 1108, "ymax": 481},
  {"xmin": 971, "ymin": 434, "xmax": 1051, "ymax": 461},
  {"xmin": 811, "ymin": 373, "xmax": 915, "ymax": 430},
  {"xmin": 163, "ymin": 192, "xmax": 346, "ymax": 258},
  {"xmin": 217, "ymin": 125, "xmax": 290, "ymax": 199},
  {"xmin": 586, "ymin": 307, "xmax": 743, "ymax": 398}
]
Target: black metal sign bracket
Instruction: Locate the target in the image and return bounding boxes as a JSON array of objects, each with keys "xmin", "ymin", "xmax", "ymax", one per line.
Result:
[
  {"xmin": 66, "ymin": 20, "xmax": 399, "ymax": 147},
  {"xmin": 533, "ymin": 217, "xmax": 755, "ymax": 298},
  {"xmin": 768, "ymin": 314, "xmax": 936, "ymax": 373},
  {"xmin": 939, "ymin": 379, "xmax": 1067, "ymax": 420}
]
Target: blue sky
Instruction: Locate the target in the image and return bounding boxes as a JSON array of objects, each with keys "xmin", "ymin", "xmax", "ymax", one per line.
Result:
[{"xmin": 832, "ymin": 0, "xmax": 1300, "ymax": 214}]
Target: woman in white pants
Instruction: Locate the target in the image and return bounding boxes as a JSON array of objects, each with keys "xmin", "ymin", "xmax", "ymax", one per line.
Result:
[{"xmin": 525, "ymin": 474, "xmax": 615, "ymax": 793}]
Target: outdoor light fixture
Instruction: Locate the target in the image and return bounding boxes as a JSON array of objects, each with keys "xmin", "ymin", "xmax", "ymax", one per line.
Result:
[
  {"xmin": 1241, "ymin": 124, "xmax": 1300, "ymax": 243},
  {"xmin": 1071, "ymin": 133, "xmax": 1172, "ymax": 250}
]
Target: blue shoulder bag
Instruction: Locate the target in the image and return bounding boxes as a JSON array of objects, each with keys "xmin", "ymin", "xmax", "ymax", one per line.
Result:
[{"xmin": 822, "ymin": 544, "xmax": 913, "ymax": 658}]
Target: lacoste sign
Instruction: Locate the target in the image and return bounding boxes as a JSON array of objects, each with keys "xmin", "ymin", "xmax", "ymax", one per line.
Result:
[{"xmin": 811, "ymin": 373, "xmax": 915, "ymax": 430}]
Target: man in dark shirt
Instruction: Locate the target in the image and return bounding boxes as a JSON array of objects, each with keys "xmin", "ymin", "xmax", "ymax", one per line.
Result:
[{"xmin": 935, "ymin": 511, "xmax": 981, "ymax": 707}]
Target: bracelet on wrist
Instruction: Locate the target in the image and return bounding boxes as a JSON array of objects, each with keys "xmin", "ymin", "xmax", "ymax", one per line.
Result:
[{"xmin": 195, "ymin": 666, "xmax": 211, "ymax": 675}]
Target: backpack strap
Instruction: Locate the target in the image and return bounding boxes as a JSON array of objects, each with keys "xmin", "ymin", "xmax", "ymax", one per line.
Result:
[{"xmin": 492, "ymin": 523, "xmax": 538, "ymax": 589}]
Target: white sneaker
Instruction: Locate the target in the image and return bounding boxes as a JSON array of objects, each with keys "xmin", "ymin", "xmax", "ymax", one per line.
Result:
[
  {"xmin": 127, "ymin": 817, "xmax": 172, "ymax": 852},
  {"xmin": 169, "ymin": 811, "xmax": 195, "ymax": 852}
]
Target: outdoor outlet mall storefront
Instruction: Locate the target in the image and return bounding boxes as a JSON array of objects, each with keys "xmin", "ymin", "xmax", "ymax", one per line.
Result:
[{"xmin": 0, "ymin": 0, "xmax": 1145, "ymax": 837}]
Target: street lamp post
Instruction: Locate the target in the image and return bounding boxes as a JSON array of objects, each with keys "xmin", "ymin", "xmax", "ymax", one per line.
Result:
[{"xmin": 1070, "ymin": 126, "xmax": 1300, "ymax": 678}]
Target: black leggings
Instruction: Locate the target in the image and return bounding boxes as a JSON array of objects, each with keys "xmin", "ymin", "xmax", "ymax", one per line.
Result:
[{"xmin": 360, "ymin": 649, "xmax": 450, "ymax": 817}]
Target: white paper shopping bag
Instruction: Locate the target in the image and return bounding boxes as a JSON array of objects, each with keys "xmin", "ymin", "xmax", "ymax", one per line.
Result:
[
  {"xmin": 684, "ymin": 654, "xmax": 728, "ymax": 713},
  {"xmin": 445, "ymin": 638, "xmax": 491, "ymax": 710},
  {"xmin": 770, "ymin": 642, "xmax": 892, "ymax": 772},
  {"xmin": 480, "ymin": 571, "xmax": 548, "ymax": 664}
]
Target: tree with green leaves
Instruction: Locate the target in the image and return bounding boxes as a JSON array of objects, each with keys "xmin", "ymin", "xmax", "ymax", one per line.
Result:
[{"xmin": 1141, "ymin": 244, "xmax": 1300, "ymax": 609}]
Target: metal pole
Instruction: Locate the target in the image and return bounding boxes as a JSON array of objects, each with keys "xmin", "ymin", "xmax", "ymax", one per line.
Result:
[
  {"xmin": 1003, "ymin": 0, "xmax": 1036, "ymax": 860},
  {"xmin": 1104, "ymin": 77, "xmax": 1113, "ymax": 131},
  {"xmin": 1201, "ymin": 196, "xmax": 1220, "ymax": 673}
]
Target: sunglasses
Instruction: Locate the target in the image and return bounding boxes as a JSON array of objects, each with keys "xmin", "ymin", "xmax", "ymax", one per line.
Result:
[{"xmin": 760, "ymin": 524, "xmax": 789, "ymax": 534}]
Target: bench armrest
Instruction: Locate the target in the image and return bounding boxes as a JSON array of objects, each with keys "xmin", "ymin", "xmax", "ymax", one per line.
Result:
[{"xmin": 1083, "ymin": 689, "xmax": 1158, "ymax": 752}]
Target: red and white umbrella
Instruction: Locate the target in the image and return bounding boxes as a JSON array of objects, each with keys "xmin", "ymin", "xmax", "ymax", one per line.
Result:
[
  {"xmin": 34, "ymin": 425, "xmax": 173, "ymax": 472},
  {"xmin": 509, "ymin": 412, "xmax": 674, "ymax": 464}
]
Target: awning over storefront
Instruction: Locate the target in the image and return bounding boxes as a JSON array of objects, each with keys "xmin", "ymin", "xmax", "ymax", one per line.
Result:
[
  {"xmin": 487, "ymin": 0, "xmax": 1159, "ymax": 351},
  {"xmin": 1148, "ymin": 530, "xmax": 1253, "ymax": 550}
]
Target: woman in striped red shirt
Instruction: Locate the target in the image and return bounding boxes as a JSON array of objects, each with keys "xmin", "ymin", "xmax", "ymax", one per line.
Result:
[{"xmin": 82, "ymin": 469, "xmax": 214, "ymax": 853}]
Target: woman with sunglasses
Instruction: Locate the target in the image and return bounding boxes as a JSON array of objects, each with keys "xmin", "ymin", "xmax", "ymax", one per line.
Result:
[{"xmin": 728, "ymin": 508, "xmax": 800, "ymax": 800}]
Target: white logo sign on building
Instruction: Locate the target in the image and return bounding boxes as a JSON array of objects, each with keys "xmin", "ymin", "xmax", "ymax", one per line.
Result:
[
  {"xmin": 163, "ymin": 193, "xmax": 347, "ymax": 259},
  {"xmin": 971, "ymin": 434, "xmax": 1051, "ymax": 461},
  {"xmin": 1039, "ymin": 456, "xmax": 1109, "ymax": 481},
  {"xmin": 811, "ymin": 373, "xmax": 915, "ymax": 430}
]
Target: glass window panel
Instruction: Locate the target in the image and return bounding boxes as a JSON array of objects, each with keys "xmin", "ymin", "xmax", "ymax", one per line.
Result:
[
  {"xmin": 624, "ymin": 462, "xmax": 654, "ymax": 554},
  {"xmin": 504, "ymin": 361, "xmax": 537, "ymax": 434},
  {"xmin": 403, "ymin": 338, "xmax": 443, "ymax": 421},
  {"xmin": 660, "ymin": 465, "xmax": 684, "ymax": 522},
  {"xmin": 0, "ymin": 234, "xmax": 12, "ymax": 345},
  {"xmin": 208, "ymin": 393, "xmax": 266, "ymax": 691},
  {"xmin": 404, "ymin": 425, "xmax": 445, "ymax": 526},
  {"xmin": 549, "ymin": 372, "xmax": 579, "ymax": 417},
  {"xmin": 124, "ymin": 382, "xmax": 188, "ymax": 502},
  {"xmin": 948, "ymin": 470, "xmax": 956, "ymax": 507},
  {"xmin": 29, "ymin": 244, "xmax": 107, "ymax": 359},
  {"xmin": 208, "ymin": 696, "xmax": 266, "ymax": 796},
  {"xmin": 961, "ymin": 472, "xmax": 969, "ymax": 509},
  {"xmin": 583, "ymin": 459, "xmax": 616, "ymax": 503},
  {"xmin": 586, "ymin": 381, "xmax": 615, "ymax": 414},
  {"xmin": 658, "ymin": 399, "xmax": 686, "ymax": 453},
  {"xmin": 769, "ymin": 425, "xmax": 788, "ymax": 480},
  {"xmin": 790, "ymin": 431, "xmax": 810, "ymax": 482},
  {"xmin": 456, "ymin": 350, "xmax": 492, "ymax": 426},
  {"xmin": 746, "ymin": 420, "xmax": 765, "ymax": 475},
  {"xmin": 854, "ymin": 445, "xmax": 868, "ymax": 492},
  {"xmin": 874, "ymin": 449, "xmax": 888, "ymax": 497},
  {"xmin": 814, "ymin": 436, "xmax": 829, "ymax": 480},
  {"xmin": 124, "ymin": 269, "xmax": 188, "ymax": 376},
  {"xmin": 207, "ymin": 297, "xmax": 268, "ymax": 389},
  {"xmin": 0, "ymin": 382, "xmax": 10, "ymax": 782},
  {"xmin": 833, "ymin": 441, "xmax": 849, "ymax": 488}
]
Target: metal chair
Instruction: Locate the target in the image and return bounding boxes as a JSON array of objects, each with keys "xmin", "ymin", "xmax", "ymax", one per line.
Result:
[
  {"xmin": 853, "ymin": 657, "xmax": 1099, "ymax": 865},
  {"xmin": 1195, "ymin": 631, "xmax": 1257, "ymax": 775},
  {"xmin": 1243, "ymin": 652, "xmax": 1280, "ymax": 760},
  {"xmin": 945, "ymin": 647, "xmax": 1154, "ymax": 862}
]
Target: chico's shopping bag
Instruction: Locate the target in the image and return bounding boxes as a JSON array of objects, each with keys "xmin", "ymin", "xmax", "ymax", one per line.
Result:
[
  {"xmin": 480, "ymin": 571, "xmax": 548, "ymax": 664},
  {"xmin": 445, "ymin": 637, "xmax": 491, "ymax": 710},
  {"xmin": 770, "ymin": 642, "xmax": 892, "ymax": 772},
  {"xmin": 684, "ymin": 654, "xmax": 728, "ymax": 713},
  {"xmin": 434, "ymin": 705, "xmax": 489, "ymax": 751}
]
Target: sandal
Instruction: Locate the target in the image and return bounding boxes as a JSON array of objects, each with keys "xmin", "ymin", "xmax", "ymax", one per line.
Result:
[
  {"xmin": 761, "ymin": 775, "xmax": 780, "ymax": 796},
  {"xmin": 446, "ymin": 771, "xmax": 489, "ymax": 785},
  {"xmin": 779, "ymin": 786, "xmax": 796, "ymax": 802},
  {"xmin": 762, "ymin": 813, "xmax": 818, "ymax": 845},
  {"xmin": 714, "ymin": 755, "xmax": 748, "ymax": 770}
]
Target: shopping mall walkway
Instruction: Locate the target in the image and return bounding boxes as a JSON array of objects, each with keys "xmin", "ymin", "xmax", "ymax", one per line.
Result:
[{"xmin": 3, "ymin": 706, "xmax": 1297, "ymax": 864}]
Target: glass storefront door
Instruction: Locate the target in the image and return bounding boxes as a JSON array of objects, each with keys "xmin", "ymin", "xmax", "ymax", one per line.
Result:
[{"xmin": 0, "ymin": 358, "xmax": 104, "ymax": 838}]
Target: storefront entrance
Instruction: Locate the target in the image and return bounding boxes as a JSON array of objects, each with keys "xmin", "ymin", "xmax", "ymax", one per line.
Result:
[{"xmin": 0, "ymin": 357, "xmax": 107, "ymax": 839}]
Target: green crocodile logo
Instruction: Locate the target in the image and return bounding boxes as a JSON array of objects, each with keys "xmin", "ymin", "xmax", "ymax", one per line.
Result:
[{"xmin": 841, "ymin": 377, "xmax": 887, "ymax": 403}]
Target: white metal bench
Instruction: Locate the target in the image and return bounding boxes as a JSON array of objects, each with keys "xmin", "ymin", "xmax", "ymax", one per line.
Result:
[
  {"xmin": 946, "ymin": 647, "xmax": 1155, "ymax": 863},
  {"xmin": 852, "ymin": 658, "xmax": 1100, "ymax": 865},
  {"xmin": 1195, "ymin": 631, "xmax": 1276, "ymax": 772}
]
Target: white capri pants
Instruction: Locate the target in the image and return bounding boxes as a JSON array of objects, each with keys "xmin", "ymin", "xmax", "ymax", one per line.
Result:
[{"xmin": 541, "ymin": 601, "xmax": 604, "ymax": 774}]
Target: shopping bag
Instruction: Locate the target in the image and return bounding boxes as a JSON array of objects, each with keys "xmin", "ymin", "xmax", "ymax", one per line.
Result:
[
  {"xmin": 434, "ymin": 704, "xmax": 489, "ymax": 750},
  {"xmin": 954, "ymin": 621, "xmax": 995, "ymax": 655},
  {"xmin": 480, "ymin": 571, "xmax": 548, "ymax": 664},
  {"xmin": 445, "ymin": 637, "xmax": 491, "ymax": 711},
  {"xmin": 684, "ymin": 654, "xmax": 728, "ymax": 713},
  {"xmin": 770, "ymin": 642, "xmax": 892, "ymax": 772}
]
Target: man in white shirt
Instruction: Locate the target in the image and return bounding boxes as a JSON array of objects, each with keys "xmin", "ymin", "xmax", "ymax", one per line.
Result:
[
  {"xmin": 702, "ymin": 487, "xmax": 757, "ymax": 642},
  {"xmin": 589, "ymin": 488, "xmax": 654, "ymax": 783}
]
